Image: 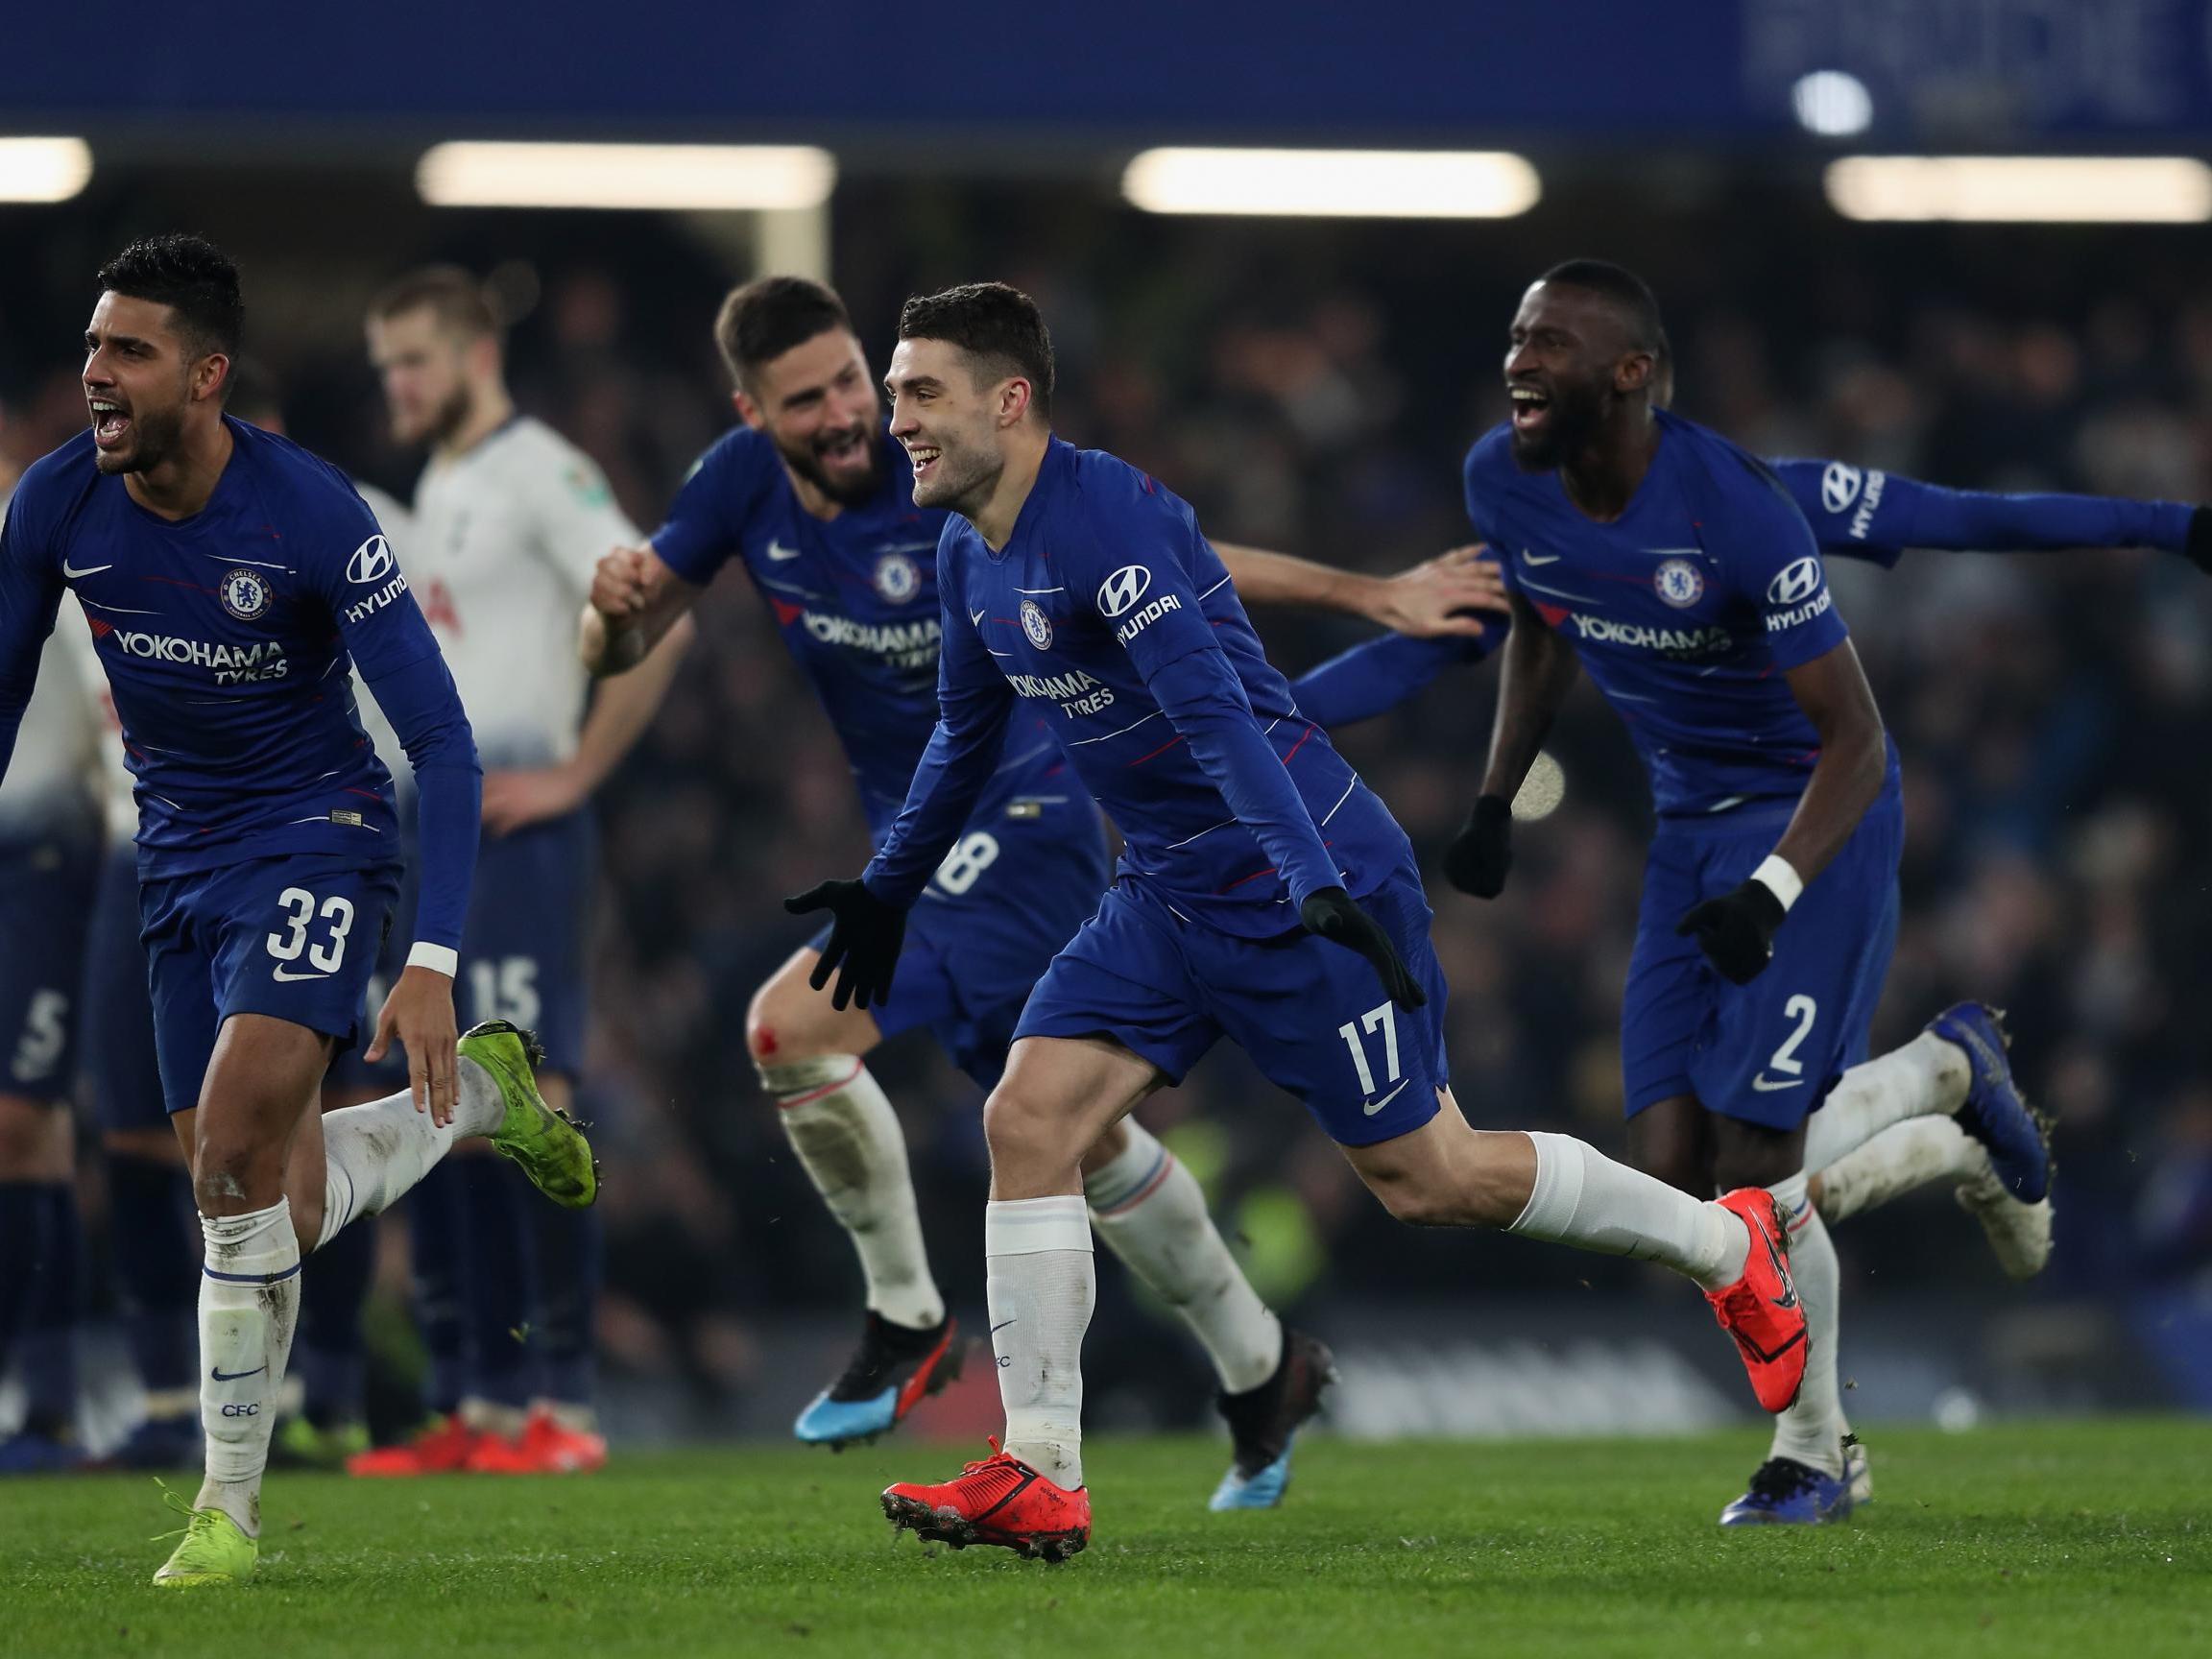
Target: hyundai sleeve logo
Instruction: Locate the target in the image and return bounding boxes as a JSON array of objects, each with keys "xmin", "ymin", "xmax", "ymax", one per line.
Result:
[
  {"xmin": 347, "ymin": 535, "xmax": 396, "ymax": 586},
  {"xmin": 1818, "ymin": 462, "xmax": 1863, "ymax": 516},
  {"xmin": 1766, "ymin": 556, "xmax": 1823, "ymax": 608},
  {"xmin": 1095, "ymin": 564, "xmax": 1153, "ymax": 617}
]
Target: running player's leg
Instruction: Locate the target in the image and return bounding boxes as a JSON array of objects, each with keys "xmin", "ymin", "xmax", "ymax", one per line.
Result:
[
  {"xmin": 87, "ymin": 847, "xmax": 201, "ymax": 1466},
  {"xmin": 0, "ymin": 1094, "xmax": 83, "ymax": 1470},
  {"xmin": 0, "ymin": 828, "xmax": 95, "ymax": 1470}
]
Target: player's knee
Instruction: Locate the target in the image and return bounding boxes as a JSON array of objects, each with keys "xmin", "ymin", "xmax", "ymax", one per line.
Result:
[
  {"xmin": 981, "ymin": 1083, "xmax": 1076, "ymax": 1170},
  {"xmin": 0, "ymin": 1095, "xmax": 52, "ymax": 1170},
  {"xmin": 746, "ymin": 962, "xmax": 838, "ymax": 1070},
  {"xmin": 189, "ymin": 1131, "xmax": 285, "ymax": 1214}
]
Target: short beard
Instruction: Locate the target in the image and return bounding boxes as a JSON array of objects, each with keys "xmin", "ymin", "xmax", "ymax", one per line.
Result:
[
  {"xmin": 911, "ymin": 446, "xmax": 998, "ymax": 517},
  {"xmin": 1509, "ymin": 381, "xmax": 1608, "ymax": 473},
  {"xmin": 93, "ymin": 400, "xmax": 184, "ymax": 477},
  {"xmin": 409, "ymin": 383, "xmax": 474, "ymax": 449},
  {"xmin": 779, "ymin": 430, "xmax": 882, "ymax": 507}
]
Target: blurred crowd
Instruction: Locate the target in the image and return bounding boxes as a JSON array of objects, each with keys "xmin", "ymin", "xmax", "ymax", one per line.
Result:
[{"xmin": 6, "ymin": 179, "xmax": 2212, "ymax": 1420}]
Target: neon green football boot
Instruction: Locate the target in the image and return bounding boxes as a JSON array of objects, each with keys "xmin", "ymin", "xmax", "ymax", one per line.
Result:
[
  {"xmin": 151, "ymin": 1497, "xmax": 257, "ymax": 1589},
  {"xmin": 463, "ymin": 1021, "xmax": 598, "ymax": 1208}
]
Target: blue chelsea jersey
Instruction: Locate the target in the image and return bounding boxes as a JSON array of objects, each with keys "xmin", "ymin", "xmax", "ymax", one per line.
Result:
[
  {"xmin": 903, "ymin": 440, "xmax": 1409, "ymax": 936},
  {"xmin": 1466, "ymin": 409, "xmax": 1895, "ymax": 816},
  {"xmin": 0, "ymin": 420, "xmax": 461, "ymax": 876},
  {"xmin": 652, "ymin": 427, "xmax": 1064, "ymax": 840}
]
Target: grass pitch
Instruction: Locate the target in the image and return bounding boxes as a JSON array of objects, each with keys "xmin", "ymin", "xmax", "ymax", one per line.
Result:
[{"xmin": 6, "ymin": 1420, "xmax": 2205, "ymax": 1658}]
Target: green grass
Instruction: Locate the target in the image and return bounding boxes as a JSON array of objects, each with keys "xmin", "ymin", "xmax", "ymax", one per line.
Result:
[{"xmin": 6, "ymin": 1421, "xmax": 2206, "ymax": 1658}]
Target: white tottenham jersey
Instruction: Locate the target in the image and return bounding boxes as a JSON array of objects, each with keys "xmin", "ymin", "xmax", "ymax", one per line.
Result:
[
  {"xmin": 0, "ymin": 490, "xmax": 99, "ymax": 835},
  {"xmin": 405, "ymin": 417, "xmax": 638, "ymax": 769}
]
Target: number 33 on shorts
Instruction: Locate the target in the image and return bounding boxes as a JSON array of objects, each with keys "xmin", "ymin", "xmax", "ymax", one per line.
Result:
[{"xmin": 266, "ymin": 885, "xmax": 355, "ymax": 981}]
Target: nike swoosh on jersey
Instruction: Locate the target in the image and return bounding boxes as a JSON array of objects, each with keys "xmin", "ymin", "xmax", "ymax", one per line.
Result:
[
  {"xmin": 1520, "ymin": 548, "xmax": 1561, "ymax": 565},
  {"xmin": 766, "ymin": 539, "xmax": 804, "ymax": 561},
  {"xmin": 271, "ymin": 965, "xmax": 334, "ymax": 982},
  {"xmin": 1750, "ymin": 1073, "xmax": 1804, "ymax": 1092},
  {"xmin": 969, "ymin": 609, "xmax": 987, "ymax": 629},
  {"xmin": 211, "ymin": 1364, "xmax": 268, "ymax": 1382},
  {"xmin": 1362, "ymin": 1077, "xmax": 1412, "ymax": 1116},
  {"xmin": 60, "ymin": 559, "xmax": 114, "ymax": 578}
]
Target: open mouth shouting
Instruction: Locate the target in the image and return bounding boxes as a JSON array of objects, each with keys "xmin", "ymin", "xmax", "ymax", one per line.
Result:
[
  {"xmin": 1508, "ymin": 382, "xmax": 1551, "ymax": 437},
  {"xmin": 89, "ymin": 395, "xmax": 133, "ymax": 451}
]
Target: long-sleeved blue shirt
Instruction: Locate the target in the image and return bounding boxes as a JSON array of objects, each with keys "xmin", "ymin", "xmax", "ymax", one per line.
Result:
[
  {"xmin": 1293, "ymin": 462, "xmax": 2195, "ymax": 733},
  {"xmin": 0, "ymin": 420, "xmax": 480, "ymax": 950},
  {"xmin": 865, "ymin": 439, "xmax": 1411, "ymax": 937}
]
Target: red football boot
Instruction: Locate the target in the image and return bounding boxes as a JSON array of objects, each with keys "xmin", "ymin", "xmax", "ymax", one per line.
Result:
[
  {"xmin": 1706, "ymin": 1188, "xmax": 1809, "ymax": 1413},
  {"xmin": 881, "ymin": 1439, "xmax": 1091, "ymax": 1562},
  {"xmin": 514, "ymin": 1408, "xmax": 609, "ymax": 1474},
  {"xmin": 345, "ymin": 1413, "xmax": 486, "ymax": 1478}
]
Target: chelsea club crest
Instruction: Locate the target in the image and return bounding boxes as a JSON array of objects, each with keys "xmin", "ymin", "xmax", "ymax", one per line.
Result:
[
  {"xmin": 873, "ymin": 551, "xmax": 921, "ymax": 604},
  {"xmin": 1653, "ymin": 558, "xmax": 1704, "ymax": 609},
  {"xmin": 219, "ymin": 567, "xmax": 273, "ymax": 621},
  {"xmin": 1019, "ymin": 599, "xmax": 1054, "ymax": 650}
]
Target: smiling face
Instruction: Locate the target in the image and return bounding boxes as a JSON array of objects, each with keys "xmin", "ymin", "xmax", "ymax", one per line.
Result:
[
  {"xmin": 82, "ymin": 292, "xmax": 226, "ymax": 476},
  {"xmin": 1503, "ymin": 279, "xmax": 1652, "ymax": 471},
  {"xmin": 737, "ymin": 327, "xmax": 883, "ymax": 506},
  {"xmin": 883, "ymin": 335, "xmax": 1020, "ymax": 515}
]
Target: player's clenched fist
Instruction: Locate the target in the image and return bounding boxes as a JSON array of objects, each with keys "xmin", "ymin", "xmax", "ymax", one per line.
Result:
[
  {"xmin": 1675, "ymin": 879, "xmax": 1786, "ymax": 985},
  {"xmin": 590, "ymin": 545, "xmax": 655, "ymax": 621}
]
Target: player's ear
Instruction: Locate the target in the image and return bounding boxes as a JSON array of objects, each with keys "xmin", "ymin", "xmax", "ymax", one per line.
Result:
[
  {"xmin": 193, "ymin": 352, "xmax": 232, "ymax": 407},
  {"xmin": 1617, "ymin": 350, "xmax": 1655, "ymax": 397},
  {"xmin": 733, "ymin": 387, "xmax": 764, "ymax": 430},
  {"xmin": 998, "ymin": 376, "xmax": 1033, "ymax": 430}
]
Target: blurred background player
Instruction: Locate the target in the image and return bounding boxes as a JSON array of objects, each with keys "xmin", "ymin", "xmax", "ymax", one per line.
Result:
[
  {"xmin": 584, "ymin": 276, "xmax": 1499, "ymax": 1507},
  {"xmin": 1454, "ymin": 260, "xmax": 2049, "ymax": 1525},
  {"xmin": 342, "ymin": 267, "xmax": 692, "ymax": 1478},
  {"xmin": 0, "ymin": 421, "xmax": 102, "ymax": 1472},
  {"xmin": 801, "ymin": 282, "xmax": 1808, "ymax": 1559},
  {"xmin": 0, "ymin": 232, "xmax": 598, "ymax": 1587}
]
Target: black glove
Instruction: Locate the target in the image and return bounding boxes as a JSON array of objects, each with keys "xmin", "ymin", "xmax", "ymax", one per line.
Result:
[
  {"xmin": 784, "ymin": 878, "xmax": 907, "ymax": 1011},
  {"xmin": 1443, "ymin": 795, "xmax": 1514, "ymax": 898},
  {"xmin": 2186, "ymin": 506, "xmax": 2212, "ymax": 575},
  {"xmin": 1300, "ymin": 886, "xmax": 1427, "ymax": 1010},
  {"xmin": 1675, "ymin": 878, "xmax": 1787, "ymax": 985}
]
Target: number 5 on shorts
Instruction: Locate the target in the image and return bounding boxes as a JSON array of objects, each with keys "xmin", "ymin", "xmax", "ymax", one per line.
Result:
[{"xmin": 267, "ymin": 885, "xmax": 356, "ymax": 974}]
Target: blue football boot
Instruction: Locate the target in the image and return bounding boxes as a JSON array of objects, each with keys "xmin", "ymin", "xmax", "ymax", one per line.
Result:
[
  {"xmin": 1719, "ymin": 1455, "xmax": 1855, "ymax": 1526},
  {"xmin": 1209, "ymin": 1328, "xmax": 1335, "ymax": 1512},
  {"xmin": 1925, "ymin": 1003, "xmax": 2051, "ymax": 1202},
  {"xmin": 794, "ymin": 1311, "xmax": 964, "ymax": 1450}
]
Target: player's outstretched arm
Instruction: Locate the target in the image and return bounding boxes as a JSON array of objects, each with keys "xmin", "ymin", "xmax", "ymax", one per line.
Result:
[
  {"xmin": 582, "ymin": 544, "xmax": 704, "ymax": 677},
  {"xmin": 488, "ymin": 612, "xmax": 697, "ymax": 835},
  {"xmin": 1776, "ymin": 457, "xmax": 2205, "ymax": 571},
  {"xmin": 0, "ymin": 484, "xmax": 66, "ymax": 781},
  {"xmin": 1450, "ymin": 590, "xmax": 1577, "ymax": 898},
  {"xmin": 1287, "ymin": 623, "xmax": 1502, "ymax": 730},
  {"xmin": 1674, "ymin": 639, "xmax": 1887, "ymax": 986},
  {"xmin": 1214, "ymin": 541, "xmax": 1507, "ymax": 637},
  {"xmin": 790, "ymin": 599, "xmax": 1016, "ymax": 1011}
]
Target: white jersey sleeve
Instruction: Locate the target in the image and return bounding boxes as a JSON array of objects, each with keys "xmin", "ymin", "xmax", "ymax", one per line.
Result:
[{"xmin": 407, "ymin": 419, "xmax": 639, "ymax": 769}]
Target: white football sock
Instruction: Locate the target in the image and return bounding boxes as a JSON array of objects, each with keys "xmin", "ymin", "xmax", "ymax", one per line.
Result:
[
  {"xmin": 1765, "ymin": 1174, "xmax": 1845, "ymax": 1479},
  {"xmin": 1508, "ymin": 1132, "xmax": 1748, "ymax": 1291},
  {"xmin": 1085, "ymin": 1120, "xmax": 1282, "ymax": 1394},
  {"xmin": 763, "ymin": 1056, "xmax": 944, "ymax": 1332},
  {"xmin": 985, "ymin": 1195, "xmax": 1094, "ymax": 1489},
  {"xmin": 196, "ymin": 1198, "xmax": 301, "ymax": 1537},
  {"xmin": 1801, "ymin": 1033, "xmax": 1969, "ymax": 1172},
  {"xmin": 315, "ymin": 1061, "xmax": 504, "ymax": 1250},
  {"xmin": 1816, "ymin": 1117, "xmax": 1985, "ymax": 1225}
]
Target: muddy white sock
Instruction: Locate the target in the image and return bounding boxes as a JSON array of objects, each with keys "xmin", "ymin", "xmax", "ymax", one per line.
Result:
[
  {"xmin": 1765, "ymin": 1174, "xmax": 1844, "ymax": 1479},
  {"xmin": 1817, "ymin": 1117, "xmax": 1985, "ymax": 1224},
  {"xmin": 196, "ymin": 1199, "xmax": 301, "ymax": 1537},
  {"xmin": 1508, "ymin": 1131, "xmax": 1748, "ymax": 1291},
  {"xmin": 1086, "ymin": 1119, "xmax": 1281, "ymax": 1394},
  {"xmin": 764, "ymin": 1056, "xmax": 944, "ymax": 1332},
  {"xmin": 316, "ymin": 1066, "xmax": 500, "ymax": 1250},
  {"xmin": 985, "ymin": 1195, "xmax": 1094, "ymax": 1489},
  {"xmin": 1802, "ymin": 1034, "xmax": 1969, "ymax": 1172}
]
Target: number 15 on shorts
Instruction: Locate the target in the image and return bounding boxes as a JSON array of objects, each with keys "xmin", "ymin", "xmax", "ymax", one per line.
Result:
[{"xmin": 1338, "ymin": 999, "xmax": 1406, "ymax": 1114}]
